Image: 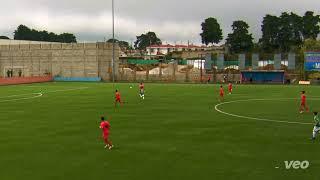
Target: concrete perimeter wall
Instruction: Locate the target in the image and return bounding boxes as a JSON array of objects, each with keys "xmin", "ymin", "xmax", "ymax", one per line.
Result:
[{"xmin": 0, "ymin": 42, "xmax": 119, "ymax": 81}]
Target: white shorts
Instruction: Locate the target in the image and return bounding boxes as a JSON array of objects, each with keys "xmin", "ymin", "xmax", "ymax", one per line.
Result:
[{"xmin": 313, "ymin": 126, "xmax": 320, "ymax": 133}]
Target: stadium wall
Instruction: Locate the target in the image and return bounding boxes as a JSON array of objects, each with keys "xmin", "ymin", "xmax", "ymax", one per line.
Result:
[
  {"xmin": 54, "ymin": 77, "xmax": 101, "ymax": 82},
  {"xmin": 0, "ymin": 43, "xmax": 119, "ymax": 81}
]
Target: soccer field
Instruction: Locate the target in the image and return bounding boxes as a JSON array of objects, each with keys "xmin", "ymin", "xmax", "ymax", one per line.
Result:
[{"xmin": 1, "ymin": 82, "xmax": 319, "ymax": 180}]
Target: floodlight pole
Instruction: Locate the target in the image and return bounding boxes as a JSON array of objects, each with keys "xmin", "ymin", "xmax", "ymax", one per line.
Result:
[{"xmin": 112, "ymin": 0, "xmax": 115, "ymax": 83}]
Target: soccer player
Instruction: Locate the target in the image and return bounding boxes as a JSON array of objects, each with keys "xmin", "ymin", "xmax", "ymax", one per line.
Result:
[
  {"xmin": 219, "ymin": 85, "xmax": 225, "ymax": 102},
  {"xmin": 299, "ymin": 91, "xmax": 309, "ymax": 114},
  {"xmin": 228, "ymin": 83, "xmax": 233, "ymax": 94},
  {"xmin": 312, "ymin": 112, "xmax": 320, "ymax": 141},
  {"xmin": 139, "ymin": 82, "xmax": 145, "ymax": 99},
  {"xmin": 115, "ymin": 90, "xmax": 122, "ymax": 107},
  {"xmin": 99, "ymin": 116, "xmax": 113, "ymax": 150}
]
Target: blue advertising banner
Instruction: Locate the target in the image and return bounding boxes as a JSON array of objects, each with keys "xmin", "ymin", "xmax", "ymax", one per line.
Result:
[{"xmin": 305, "ymin": 52, "xmax": 320, "ymax": 71}]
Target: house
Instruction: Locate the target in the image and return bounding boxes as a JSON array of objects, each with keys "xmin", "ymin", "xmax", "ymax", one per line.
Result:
[
  {"xmin": 146, "ymin": 44, "xmax": 223, "ymax": 56},
  {"xmin": 146, "ymin": 44, "xmax": 175, "ymax": 56}
]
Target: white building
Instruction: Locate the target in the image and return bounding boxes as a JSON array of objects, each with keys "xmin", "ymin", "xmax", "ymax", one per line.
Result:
[{"xmin": 146, "ymin": 44, "xmax": 217, "ymax": 56}]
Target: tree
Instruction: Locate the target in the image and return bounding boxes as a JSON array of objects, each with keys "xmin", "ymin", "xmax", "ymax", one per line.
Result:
[
  {"xmin": 14, "ymin": 25, "xmax": 32, "ymax": 40},
  {"xmin": 260, "ymin": 15, "xmax": 281, "ymax": 52},
  {"xmin": 302, "ymin": 11, "xmax": 320, "ymax": 40},
  {"xmin": 14, "ymin": 24, "xmax": 77, "ymax": 43},
  {"xmin": 226, "ymin": 20, "xmax": 254, "ymax": 53},
  {"xmin": 303, "ymin": 39, "xmax": 320, "ymax": 51},
  {"xmin": 260, "ymin": 13, "xmax": 303, "ymax": 52},
  {"xmin": 57, "ymin": 33, "xmax": 77, "ymax": 43},
  {"xmin": 119, "ymin": 41, "xmax": 132, "ymax": 50},
  {"xmin": 134, "ymin": 32, "xmax": 161, "ymax": 50},
  {"xmin": 48, "ymin": 32, "xmax": 58, "ymax": 42},
  {"xmin": 277, "ymin": 12, "xmax": 303, "ymax": 52},
  {"xmin": 0, "ymin": 36, "xmax": 10, "ymax": 39},
  {"xmin": 107, "ymin": 39, "xmax": 133, "ymax": 50},
  {"xmin": 260, "ymin": 11, "xmax": 320, "ymax": 52},
  {"xmin": 200, "ymin": 17, "xmax": 223, "ymax": 45},
  {"xmin": 107, "ymin": 38, "xmax": 119, "ymax": 43}
]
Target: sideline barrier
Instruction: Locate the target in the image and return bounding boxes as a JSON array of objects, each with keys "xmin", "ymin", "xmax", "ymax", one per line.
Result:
[
  {"xmin": 299, "ymin": 81, "xmax": 311, "ymax": 85},
  {"xmin": 0, "ymin": 76, "xmax": 53, "ymax": 85},
  {"xmin": 54, "ymin": 77, "xmax": 101, "ymax": 82},
  {"xmin": 241, "ymin": 70, "xmax": 285, "ymax": 84}
]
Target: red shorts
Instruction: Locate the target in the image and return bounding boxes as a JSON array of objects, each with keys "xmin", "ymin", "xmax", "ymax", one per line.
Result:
[
  {"xmin": 103, "ymin": 133, "xmax": 109, "ymax": 139},
  {"xmin": 220, "ymin": 93, "xmax": 224, "ymax": 97},
  {"xmin": 301, "ymin": 102, "xmax": 306, "ymax": 106},
  {"xmin": 116, "ymin": 98, "xmax": 121, "ymax": 102},
  {"xmin": 229, "ymin": 88, "xmax": 232, "ymax": 92}
]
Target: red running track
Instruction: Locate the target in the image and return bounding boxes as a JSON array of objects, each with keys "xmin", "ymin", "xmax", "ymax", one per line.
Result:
[{"xmin": 0, "ymin": 76, "xmax": 53, "ymax": 85}]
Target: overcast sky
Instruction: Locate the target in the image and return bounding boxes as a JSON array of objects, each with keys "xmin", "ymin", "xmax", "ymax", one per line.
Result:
[{"xmin": 0, "ymin": 0, "xmax": 319, "ymax": 45}]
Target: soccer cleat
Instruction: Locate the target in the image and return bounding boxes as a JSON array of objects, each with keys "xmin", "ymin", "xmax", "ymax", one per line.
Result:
[
  {"xmin": 108, "ymin": 145, "xmax": 114, "ymax": 150},
  {"xmin": 104, "ymin": 144, "xmax": 109, "ymax": 149},
  {"xmin": 300, "ymin": 111, "xmax": 304, "ymax": 114}
]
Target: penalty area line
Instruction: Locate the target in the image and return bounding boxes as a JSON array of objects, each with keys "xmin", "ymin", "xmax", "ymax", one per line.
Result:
[
  {"xmin": 0, "ymin": 93, "xmax": 43, "ymax": 103},
  {"xmin": 0, "ymin": 92, "xmax": 43, "ymax": 99},
  {"xmin": 0, "ymin": 87, "xmax": 89, "ymax": 103},
  {"xmin": 43, "ymin": 87, "xmax": 89, "ymax": 94}
]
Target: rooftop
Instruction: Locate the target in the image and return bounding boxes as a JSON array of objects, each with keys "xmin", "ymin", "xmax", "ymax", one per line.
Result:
[{"xmin": 147, "ymin": 44, "xmax": 212, "ymax": 49}]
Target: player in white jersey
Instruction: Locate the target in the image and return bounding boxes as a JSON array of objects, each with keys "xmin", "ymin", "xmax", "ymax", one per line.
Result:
[{"xmin": 312, "ymin": 112, "xmax": 320, "ymax": 141}]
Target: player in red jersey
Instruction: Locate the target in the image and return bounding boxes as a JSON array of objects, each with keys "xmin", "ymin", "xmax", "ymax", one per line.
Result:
[
  {"xmin": 99, "ymin": 116, "xmax": 113, "ymax": 150},
  {"xmin": 219, "ymin": 85, "xmax": 225, "ymax": 102},
  {"xmin": 207, "ymin": 76, "xmax": 211, "ymax": 84},
  {"xmin": 115, "ymin": 90, "xmax": 123, "ymax": 107},
  {"xmin": 139, "ymin": 82, "xmax": 145, "ymax": 99},
  {"xmin": 300, "ymin": 91, "xmax": 309, "ymax": 114},
  {"xmin": 228, "ymin": 83, "xmax": 233, "ymax": 94}
]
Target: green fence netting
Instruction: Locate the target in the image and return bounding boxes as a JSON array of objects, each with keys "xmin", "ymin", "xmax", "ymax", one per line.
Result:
[{"xmin": 127, "ymin": 59, "xmax": 160, "ymax": 65}]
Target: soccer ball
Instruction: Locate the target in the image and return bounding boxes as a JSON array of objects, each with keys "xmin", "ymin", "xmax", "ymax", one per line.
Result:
[{"xmin": 130, "ymin": 86, "xmax": 133, "ymax": 89}]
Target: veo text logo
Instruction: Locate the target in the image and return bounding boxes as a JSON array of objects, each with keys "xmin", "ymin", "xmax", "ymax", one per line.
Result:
[{"xmin": 284, "ymin": 160, "xmax": 309, "ymax": 169}]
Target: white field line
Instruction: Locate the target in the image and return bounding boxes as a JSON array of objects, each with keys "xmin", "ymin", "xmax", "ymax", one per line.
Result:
[
  {"xmin": 43, "ymin": 87, "xmax": 89, "ymax": 93},
  {"xmin": 19, "ymin": 86, "xmax": 89, "ymax": 92},
  {"xmin": 0, "ymin": 93, "xmax": 43, "ymax": 103},
  {"xmin": 0, "ymin": 87, "xmax": 89, "ymax": 103},
  {"xmin": 0, "ymin": 93, "xmax": 43, "ymax": 99},
  {"xmin": 214, "ymin": 98, "xmax": 318, "ymax": 125}
]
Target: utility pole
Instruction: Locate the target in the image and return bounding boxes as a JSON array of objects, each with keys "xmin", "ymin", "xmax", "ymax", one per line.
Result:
[{"xmin": 112, "ymin": 0, "xmax": 115, "ymax": 83}]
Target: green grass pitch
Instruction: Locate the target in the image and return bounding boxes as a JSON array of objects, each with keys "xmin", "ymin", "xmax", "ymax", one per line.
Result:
[{"xmin": 0, "ymin": 82, "xmax": 320, "ymax": 180}]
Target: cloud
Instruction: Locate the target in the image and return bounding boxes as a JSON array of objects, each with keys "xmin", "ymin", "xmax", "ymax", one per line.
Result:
[{"xmin": 0, "ymin": 0, "xmax": 319, "ymax": 44}]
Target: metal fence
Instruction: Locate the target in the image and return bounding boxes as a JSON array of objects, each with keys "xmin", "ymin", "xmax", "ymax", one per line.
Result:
[
  {"xmin": 117, "ymin": 59, "xmax": 241, "ymax": 83},
  {"xmin": 117, "ymin": 53, "xmax": 303, "ymax": 83}
]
